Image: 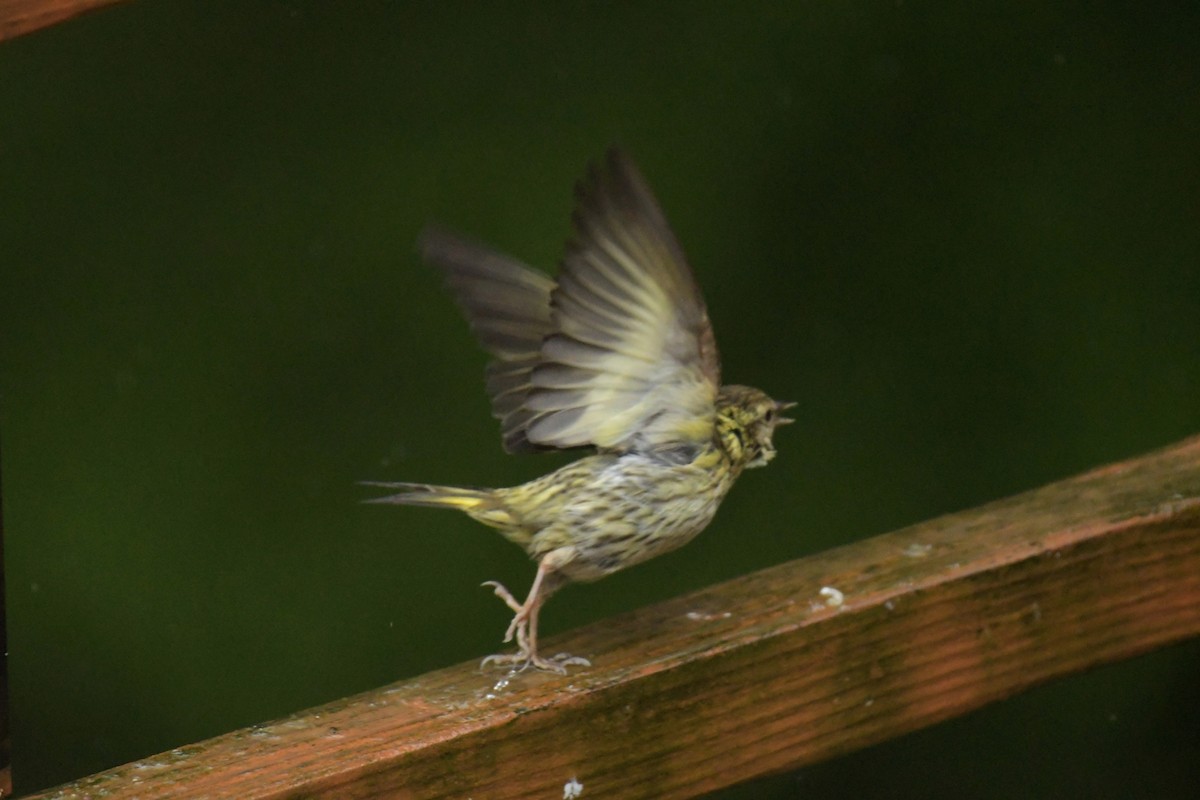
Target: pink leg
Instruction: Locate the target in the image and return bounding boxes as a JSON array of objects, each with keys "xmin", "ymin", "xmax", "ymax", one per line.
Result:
[{"xmin": 480, "ymin": 547, "xmax": 590, "ymax": 674}]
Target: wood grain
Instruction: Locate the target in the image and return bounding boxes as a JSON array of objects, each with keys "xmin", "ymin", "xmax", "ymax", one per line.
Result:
[
  {"xmin": 26, "ymin": 435, "xmax": 1200, "ymax": 799},
  {"xmin": 0, "ymin": 0, "xmax": 127, "ymax": 42}
]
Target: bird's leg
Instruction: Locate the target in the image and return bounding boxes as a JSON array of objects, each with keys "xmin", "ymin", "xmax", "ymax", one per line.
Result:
[
  {"xmin": 480, "ymin": 580, "xmax": 527, "ymax": 644},
  {"xmin": 480, "ymin": 546, "xmax": 590, "ymax": 674},
  {"xmin": 479, "ymin": 565, "xmax": 549, "ymax": 670},
  {"xmin": 525, "ymin": 591, "xmax": 590, "ymax": 672}
]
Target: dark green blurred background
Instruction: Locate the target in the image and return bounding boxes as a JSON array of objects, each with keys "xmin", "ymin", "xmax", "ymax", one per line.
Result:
[{"xmin": 2, "ymin": 1, "xmax": 1198, "ymax": 796}]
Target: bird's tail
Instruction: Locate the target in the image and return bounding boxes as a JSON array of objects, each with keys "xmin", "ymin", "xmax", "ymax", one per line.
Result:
[
  {"xmin": 360, "ymin": 481, "xmax": 516, "ymax": 530},
  {"xmin": 361, "ymin": 481, "xmax": 493, "ymax": 511}
]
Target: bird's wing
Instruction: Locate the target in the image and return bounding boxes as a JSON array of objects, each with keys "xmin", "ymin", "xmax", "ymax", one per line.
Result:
[
  {"xmin": 523, "ymin": 149, "xmax": 721, "ymax": 454},
  {"xmin": 419, "ymin": 226, "xmax": 556, "ymax": 453},
  {"xmin": 422, "ymin": 149, "xmax": 721, "ymax": 456}
]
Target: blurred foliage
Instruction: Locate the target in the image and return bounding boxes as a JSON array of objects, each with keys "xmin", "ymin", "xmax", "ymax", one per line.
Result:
[{"xmin": 1, "ymin": 1, "xmax": 1197, "ymax": 795}]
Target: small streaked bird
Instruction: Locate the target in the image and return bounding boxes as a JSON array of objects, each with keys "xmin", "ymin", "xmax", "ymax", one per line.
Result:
[{"xmin": 365, "ymin": 149, "xmax": 792, "ymax": 672}]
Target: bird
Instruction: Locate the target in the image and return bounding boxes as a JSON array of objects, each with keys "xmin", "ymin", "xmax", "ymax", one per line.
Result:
[{"xmin": 364, "ymin": 149, "xmax": 793, "ymax": 673}]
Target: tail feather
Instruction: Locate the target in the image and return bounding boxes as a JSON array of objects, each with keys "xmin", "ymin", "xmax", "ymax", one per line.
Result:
[
  {"xmin": 362, "ymin": 480, "xmax": 524, "ymax": 539},
  {"xmin": 360, "ymin": 481, "xmax": 493, "ymax": 511}
]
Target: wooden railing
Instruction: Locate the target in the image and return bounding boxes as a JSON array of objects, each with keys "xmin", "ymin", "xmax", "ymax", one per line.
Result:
[
  {"xmin": 21, "ymin": 435, "xmax": 1200, "ymax": 798},
  {"xmin": 0, "ymin": 0, "xmax": 126, "ymax": 42}
]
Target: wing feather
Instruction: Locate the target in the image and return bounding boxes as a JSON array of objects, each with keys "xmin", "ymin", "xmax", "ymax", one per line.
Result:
[
  {"xmin": 420, "ymin": 150, "xmax": 721, "ymax": 456},
  {"xmin": 520, "ymin": 150, "xmax": 721, "ymax": 452},
  {"xmin": 419, "ymin": 226, "xmax": 555, "ymax": 452}
]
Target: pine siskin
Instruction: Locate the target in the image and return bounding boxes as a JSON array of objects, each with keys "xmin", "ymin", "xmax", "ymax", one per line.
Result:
[{"xmin": 365, "ymin": 149, "xmax": 792, "ymax": 672}]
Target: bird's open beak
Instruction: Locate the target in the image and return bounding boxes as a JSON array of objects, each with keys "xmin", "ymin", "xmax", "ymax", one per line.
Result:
[{"xmin": 774, "ymin": 400, "xmax": 797, "ymax": 426}]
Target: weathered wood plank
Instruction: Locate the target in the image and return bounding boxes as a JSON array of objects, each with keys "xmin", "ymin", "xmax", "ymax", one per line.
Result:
[
  {"xmin": 27, "ymin": 435, "xmax": 1200, "ymax": 799},
  {"xmin": 0, "ymin": 0, "xmax": 127, "ymax": 42}
]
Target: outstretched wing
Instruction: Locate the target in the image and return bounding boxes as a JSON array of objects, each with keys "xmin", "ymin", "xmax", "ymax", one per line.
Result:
[
  {"xmin": 419, "ymin": 226, "xmax": 556, "ymax": 453},
  {"xmin": 423, "ymin": 149, "xmax": 721, "ymax": 456},
  {"xmin": 524, "ymin": 149, "xmax": 721, "ymax": 454}
]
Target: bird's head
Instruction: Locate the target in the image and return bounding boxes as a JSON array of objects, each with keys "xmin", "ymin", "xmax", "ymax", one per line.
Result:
[{"xmin": 715, "ymin": 385, "xmax": 795, "ymax": 469}]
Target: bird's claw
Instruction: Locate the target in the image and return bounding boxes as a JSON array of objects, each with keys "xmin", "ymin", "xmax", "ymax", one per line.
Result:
[
  {"xmin": 480, "ymin": 650, "xmax": 591, "ymax": 675},
  {"xmin": 478, "ymin": 569, "xmax": 586, "ymax": 672},
  {"xmin": 481, "ymin": 581, "xmax": 529, "ymax": 643},
  {"xmin": 481, "ymin": 580, "xmax": 523, "ymax": 613}
]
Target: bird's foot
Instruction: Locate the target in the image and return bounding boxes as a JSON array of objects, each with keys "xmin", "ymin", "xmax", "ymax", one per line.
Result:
[
  {"xmin": 480, "ymin": 649, "xmax": 591, "ymax": 675},
  {"xmin": 481, "ymin": 580, "xmax": 524, "ymax": 613},
  {"xmin": 482, "ymin": 581, "xmax": 528, "ymax": 642}
]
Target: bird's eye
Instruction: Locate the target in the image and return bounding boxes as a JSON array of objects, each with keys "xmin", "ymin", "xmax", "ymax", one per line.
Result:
[{"xmin": 764, "ymin": 408, "xmax": 775, "ymax": 423}]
